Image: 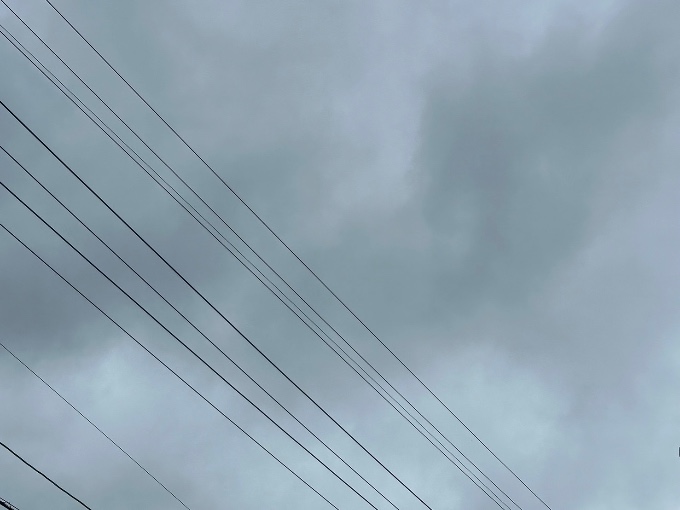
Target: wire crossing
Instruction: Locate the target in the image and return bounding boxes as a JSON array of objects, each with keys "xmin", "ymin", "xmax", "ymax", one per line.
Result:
[
  {"xmin": 0, "ymin": 341, "xmax": 192, "ymax": 510},
  {"xmin": 36, "ymin": 2, "xmax": 551, "ymax": 508},
  {"xmin": 0, "ymin": 14, "xmax": 518, "ymax": 509},
  {"xmin": 0, "ymin": 441, "xmax": 94, "ymax": 510}
]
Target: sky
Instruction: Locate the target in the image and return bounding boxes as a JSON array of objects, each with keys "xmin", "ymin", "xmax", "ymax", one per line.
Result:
[{"xmin": 1, "ymin": 0, "xmax": 679, "ymax": 509}]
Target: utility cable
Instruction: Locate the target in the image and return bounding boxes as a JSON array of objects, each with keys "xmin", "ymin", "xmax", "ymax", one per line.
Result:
[
  {"xmin": 37, "ymin": 2, "xmax": 552, "ymax": 508},
  {"xmin": 0, "ymin": 222, "xmax": 342, "ymax": 510},
  {"xmin": 0, "ymin": 101, "xmax": 435, "ymax": 510},
  {"xmin": 0, "ymin": 17, "xmax": 512, "ymax": 507},
  {"xmin": 0, "ymin": 341, "xmax": 191, "ymax": 510},
  {"xmin": 0, "ymin": 27, "xmax": 435, "ymax": 510},
  {"xmin": 0, "ymin": 15, "xmax": 516, "ymax": 509},
  {"xmin": 0, "ymin": 28, "xmax": 510, "ymax": 510},
  {"xmin": 0, "ymin": 497, "xmax": 20, "ymax": 510},
  {"xmin": 0, "ymin": 144, "xmax": 401, "ymax": 510},
  {"xmin": 0, "ymin": 440, "xmax": 93, "ymax": 510},
  {"xmin": 0, "ymin": 180, "xmax": 381, "ymax": 510}
]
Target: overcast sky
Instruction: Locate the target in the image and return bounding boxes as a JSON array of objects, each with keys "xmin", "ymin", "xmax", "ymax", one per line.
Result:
[{"xmin": 1, "ymin": 0, "xmax": 679, "ymax": 509}]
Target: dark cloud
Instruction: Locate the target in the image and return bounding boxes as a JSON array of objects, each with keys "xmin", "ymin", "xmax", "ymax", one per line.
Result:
[
  {"xmin": 418, "ymin": 0, "xmax": 676, "ymax": 314},
  {"xmin": 2, "ymin": 0, "xmax": 680, "ymax": 509}
]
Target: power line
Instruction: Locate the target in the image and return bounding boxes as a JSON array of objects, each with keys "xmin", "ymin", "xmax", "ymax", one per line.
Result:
[
  {"xmin": 0, "ymin": 441, "xmax": 93, "ymax": 510},
  {"xmin": 0, "ymin": 101, "xmax": 435, "ymax": 510},
  {"xmin": 0, "ymin": 222, "xmax": 342, "ymax": 510},
  {"xmin": 0, "ymin": 180, "xmax": 380, "ymax": 510},
  {"xmin": 5, "ymin": 4, "xmax": 542, "ymax": 507},
  {"xmin": 0, "ymin": 24, "xmax": 437, "ymax": 509},
  {"xmin": 37, "ymin": 2, "xmax": 552, "ymax": 508},
  {"xmin": 0, "ymin": 341, "xmax": 192, "ymax": 510},
  {"xmin": 0, "ymin": 138, "xmax": 402, "ymax": 510},
  {"xmin": 0, "ymin": 14, "xmax": 516, "ymax": 509},
  {"xmin": 0, "ymin": 497, "xmax": 21, "ymax": 510},
  {"xmin": 0, "ymin": 31, "xmax": 511, "ymax": 510}
]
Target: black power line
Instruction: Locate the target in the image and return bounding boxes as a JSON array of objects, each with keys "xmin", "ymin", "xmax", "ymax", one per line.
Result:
[
  {"xmin": 0, "ymin": 12, "xmax": 517, "ymax": 509},
  {"xmin": 0, "ymin": 22, "xmax": 511, "ymax": 510},
  {"xmin": 0, "ymin": 441, "xmax": 93, "ymax": 510},
  {"xmin": 0, "ymin": 101, "xmax": 435, "ymax": 510},
  {"xmin": 0, "ymin": 179, "xmax": 380, "ymax": 510},
  {"xmin": 0, "ymin": 138, "xmax": 401, "ymax": 510},
  {"xmin": 0, "ymin": 497, "xmax": 21, "ymax": 510},
  {"xmin": 0, "ymin": 341, "xmax": 192, "ymax": 510},
  {"xmin": 0, "ymin": 221, "xmax": 343, "ymax": 510},
  {"xmin": 37, "ymin": 2, "xmax": 551, "ymax": 508}
]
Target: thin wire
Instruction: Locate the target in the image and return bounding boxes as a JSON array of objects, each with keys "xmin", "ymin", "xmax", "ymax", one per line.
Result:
[
  {"xmin": 0, "ymin": 14, "xmax": 516, "ymax": 509},
  {"xmin": 0, "ymin": 29, "xmax": 509, "ymax": 510},
  {"xmin": 0, "ymin": 144, "xmax": 401, "ymax": 510},
  {"xmin": 38, "ymin": 2, "xmax": 551, "ymax": 508},
  {"xmin": 0, "ymin": 101, "xmax": 435, "ymax": 510},
  {"xmin": 0, "ymin": 180, "xmax": 380, "ymax": 510},
  {"xmin": 0, "ymin": 25, "xmax": 439, "ymax": 510},
  {"xmin": 0, "ymin": 441, "xmax": 93, "ymax": 510},
  {"xmin": 0, "ymin": 222, "xmax": 342, "ymax": 510},
  {"xmin": 0, "ymin": 15, "xmax": 516, "ymax": 508},
  {"xmin": 0, "ymin": 341, "xmax": 192, "ymax": 510},
  {"xmin": 0, "ymin": 497, "xmax": 20, "ymax": 510}
]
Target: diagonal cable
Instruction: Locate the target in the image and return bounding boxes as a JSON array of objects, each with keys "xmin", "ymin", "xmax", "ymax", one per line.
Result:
[
  {"xmin": 0, "ymin": 180, "xmax": 383, "ymax": 510},
  {"xmin": 0, "ymin": 441, "xmax": 93, "ymax": 510},
  {"xmin": 0, "ymin": 11, "xmax": 519, "ymax": 509},
  {"xmin": 0, "ymin": 144, "xmax": 401, "ymax": 510},
  {"xmin": 0, "ymin": 341, "xmax": 192, "ymax": 510},
  {"xmin": 0, "ymin": 222, "xmax": 344, "ymax": 510},
  {"xmin": 0, "ymin": 100, "xmax": 436, "ymax": 510},
  {"xmin": 35, "ymin": 2, "xmax": 553, "ymax": 508},
  {"xmin": 0, "ymin": 26, "xmax": 511, "ymax": 509}
]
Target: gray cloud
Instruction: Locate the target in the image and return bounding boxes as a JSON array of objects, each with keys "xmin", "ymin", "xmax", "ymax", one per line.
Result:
[
  {"xmin": 419, "ymin": 0, "xmax": 675, "ymax": 313},
  {"xmin": 2, "ymin": 0, "xmax": 680, "ymax": 509}
]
